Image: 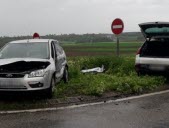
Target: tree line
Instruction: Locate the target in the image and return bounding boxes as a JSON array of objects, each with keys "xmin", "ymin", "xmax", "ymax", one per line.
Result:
[{"xmin": 0, "ymin": 32, "xmax": 144, "ymax": 47}]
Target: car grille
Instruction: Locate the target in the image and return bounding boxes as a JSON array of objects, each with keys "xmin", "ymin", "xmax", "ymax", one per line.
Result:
[
  {"xmin": 0, "ymin": 85, "xmax": 27, "ymax": 89},
  {"xmin": 0, "ymin": 73, "xmax": 25, "ymax": 78}
]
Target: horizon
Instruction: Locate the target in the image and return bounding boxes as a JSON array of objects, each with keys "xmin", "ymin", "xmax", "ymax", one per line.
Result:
[{"xmin": 0, "ymin": 31, "xmax": 142, "ymax": 37}]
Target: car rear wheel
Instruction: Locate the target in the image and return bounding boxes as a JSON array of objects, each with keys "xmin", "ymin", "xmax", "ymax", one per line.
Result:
[
  {"xmin": 63, "ymin": 67, "xmax": 68, "ymax": 83},
  {"xmin": 137, "ymin": 71, "xmax": 146, "ymax": 76}
]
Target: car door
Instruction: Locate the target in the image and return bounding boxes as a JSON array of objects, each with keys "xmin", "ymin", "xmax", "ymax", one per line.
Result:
[
  {"xmin": 51, "ymin": 41, "xmax": 59, "ymax": 72},
  {"xmin": 57, "ymin": 44, "xmax": 66, "ymax": 67},
  {"xmin": 53, "ymin": 41, "xmax": 62, "ymax": 73}
]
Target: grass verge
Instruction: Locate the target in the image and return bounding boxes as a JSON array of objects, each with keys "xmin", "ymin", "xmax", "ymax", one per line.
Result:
[
  {"xmin": 0, "ymin": 56, "xmax": 166, "ymax": 111},
  {"xmin": 56, "ymin": 56, "xmax": 166, "ymax": 97}
]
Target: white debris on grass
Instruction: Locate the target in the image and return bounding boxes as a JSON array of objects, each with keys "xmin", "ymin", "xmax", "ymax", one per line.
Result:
[{"xmin": 81, "ymin": 65, "xmax": 105, "ymax": 73}]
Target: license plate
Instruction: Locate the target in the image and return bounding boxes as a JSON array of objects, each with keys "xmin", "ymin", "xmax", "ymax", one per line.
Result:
[
  {"xmin": 149, "ymin": 65, "xmax": 165, "ymax": 71},
  {"xmin": 0, "ymin": 79, "xmax": 20, "ymax": 86}
]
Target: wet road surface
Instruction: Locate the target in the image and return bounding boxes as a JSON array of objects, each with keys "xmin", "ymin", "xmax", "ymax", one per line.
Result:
[{"xmin": 0, "ymin": 92, "xmax": 169, "ymax": 128}]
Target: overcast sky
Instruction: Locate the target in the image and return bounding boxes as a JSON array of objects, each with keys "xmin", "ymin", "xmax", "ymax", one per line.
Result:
[{"xmin": 0, "ymin": 0, "xmax": 169, "ymax": 36}]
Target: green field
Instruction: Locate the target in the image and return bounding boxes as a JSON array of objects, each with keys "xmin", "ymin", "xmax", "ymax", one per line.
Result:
[
  {"xmin": 61, "ymin": 42, "xmax": 143, "ymax": 47},
  {"xmin": 61, "ymin": 42, "xmax": 143, "ymax": 56}
]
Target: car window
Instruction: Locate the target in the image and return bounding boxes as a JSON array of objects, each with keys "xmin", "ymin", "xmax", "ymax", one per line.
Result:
[
  {"xmin": 51, "ymin": 42, "xmax": 55, "ymax": 59},
  {"xmin": 145, "ymin": 27, "xmax": 169, "ymax": 34},
  {"xmin": 54, "ymin": 42, "xmax": 63, "ymax": 55}
]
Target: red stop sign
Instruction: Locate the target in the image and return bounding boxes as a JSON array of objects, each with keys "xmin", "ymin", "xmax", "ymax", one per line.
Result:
[{"xmin": 111, "ymin": 18, "xmax": 124, "ymax": 35}]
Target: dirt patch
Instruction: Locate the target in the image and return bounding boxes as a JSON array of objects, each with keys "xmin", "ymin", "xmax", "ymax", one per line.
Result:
[{"xmin": 65, "ymin": 51, "xmax": 135, "ymax": 56}]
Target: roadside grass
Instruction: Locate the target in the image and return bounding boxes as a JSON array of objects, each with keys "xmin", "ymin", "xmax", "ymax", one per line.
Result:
[
  {"xmin": 55, "ymin": 56, "xmax": 166, "ymax": 97},
  {"xmin": 0, "ymin": 56, "xmax": 166, "ymax": 111}
]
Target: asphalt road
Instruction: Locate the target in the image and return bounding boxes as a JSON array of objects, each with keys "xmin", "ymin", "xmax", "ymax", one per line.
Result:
[{"xmin": 0, "ymin": 92, "xmax": 169, "ymax": 128}]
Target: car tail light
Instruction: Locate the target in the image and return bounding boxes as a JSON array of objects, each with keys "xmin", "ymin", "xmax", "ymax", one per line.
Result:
[{"xmin": 136, "ymin": 48, "xmax": 141, "ymax": 55}]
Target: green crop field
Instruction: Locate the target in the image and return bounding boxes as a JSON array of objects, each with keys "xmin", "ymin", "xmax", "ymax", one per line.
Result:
[{"xmin": 61, "ymin": 42, "xmax": 143, "ymax": 56}]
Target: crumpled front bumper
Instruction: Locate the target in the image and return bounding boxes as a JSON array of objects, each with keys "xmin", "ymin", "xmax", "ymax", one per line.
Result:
[{"xmin": 0, "ymin": 74, "xmax": 51, "ymax": 91}]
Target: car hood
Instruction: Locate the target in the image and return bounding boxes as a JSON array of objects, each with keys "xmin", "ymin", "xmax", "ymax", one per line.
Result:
[
  {"xmin": 139, "ymin": 22, "xmax": 169, "ymax": 38},
  {"xmin": 0, "ymin": 58, "xmax": 50, "ymax": 73},
  {"xmin": 0, "ymin": 58, "xmax": 50, "ymax": 66}
]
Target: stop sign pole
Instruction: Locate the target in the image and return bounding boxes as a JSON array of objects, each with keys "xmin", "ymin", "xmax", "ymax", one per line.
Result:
[{"xmin": 111, "ymin": 18, "xmax": 124, "ymax": 56}]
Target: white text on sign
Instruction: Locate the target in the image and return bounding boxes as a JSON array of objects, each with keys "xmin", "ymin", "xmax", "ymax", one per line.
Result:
[{"xmin": 112, "ymin": 25, "xmax": 123, "ymax": 29}]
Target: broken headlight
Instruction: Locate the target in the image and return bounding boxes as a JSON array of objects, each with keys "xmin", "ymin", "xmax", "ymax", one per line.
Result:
[{"xmin": 28, "ymin": 69, "xmax": 46, "ymax": 78}]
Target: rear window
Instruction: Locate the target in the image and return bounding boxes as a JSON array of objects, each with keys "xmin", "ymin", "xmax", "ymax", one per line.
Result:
[
  {"xmin": 145, "ymin": 27, "xmax": 169, "ymax": 34},
  {"xmin": 140, "ymin": 39, "xmax": 169, "ymax": 58}
]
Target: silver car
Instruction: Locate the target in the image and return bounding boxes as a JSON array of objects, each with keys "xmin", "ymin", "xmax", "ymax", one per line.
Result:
[{"xmin": 0, "ymin": 38, "xmax": 68, "ymax": 98}]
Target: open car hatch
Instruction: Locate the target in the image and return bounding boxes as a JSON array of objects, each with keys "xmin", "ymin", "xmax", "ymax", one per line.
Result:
[{"xmin": 139, "ymin": 22, "xmax": 169, "ymax": 38}]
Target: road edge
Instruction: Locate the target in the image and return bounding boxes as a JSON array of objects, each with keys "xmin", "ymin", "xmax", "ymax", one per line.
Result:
[{"xmin": 1, "ymin": 89, "xmax": 169, "ymax": 114}]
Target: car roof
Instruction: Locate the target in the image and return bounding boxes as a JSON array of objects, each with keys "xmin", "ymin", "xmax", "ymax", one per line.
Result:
[
  {"xmin": 139, "ymin": 22, "xmax": 169, "ymax": 26},
  {"xmin": 9, "ymin": 39, "xmax": 55, "ymax": 44}
]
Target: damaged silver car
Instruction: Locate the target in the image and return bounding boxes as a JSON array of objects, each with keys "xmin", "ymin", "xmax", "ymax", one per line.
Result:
[{"xmin": 0, "ymin": 38, "xmax": 68, "ymax": 98}]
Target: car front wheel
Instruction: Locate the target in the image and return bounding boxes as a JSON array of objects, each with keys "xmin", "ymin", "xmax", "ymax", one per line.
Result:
[{"xmin": 46, "ymin": 76, "xmax": 56, "ymax": 98}]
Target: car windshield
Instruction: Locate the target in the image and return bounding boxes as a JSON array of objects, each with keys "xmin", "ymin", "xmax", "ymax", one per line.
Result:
[{"xmin": 0, "ymin": 42, "xmax": 49, "ymax": 59}]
